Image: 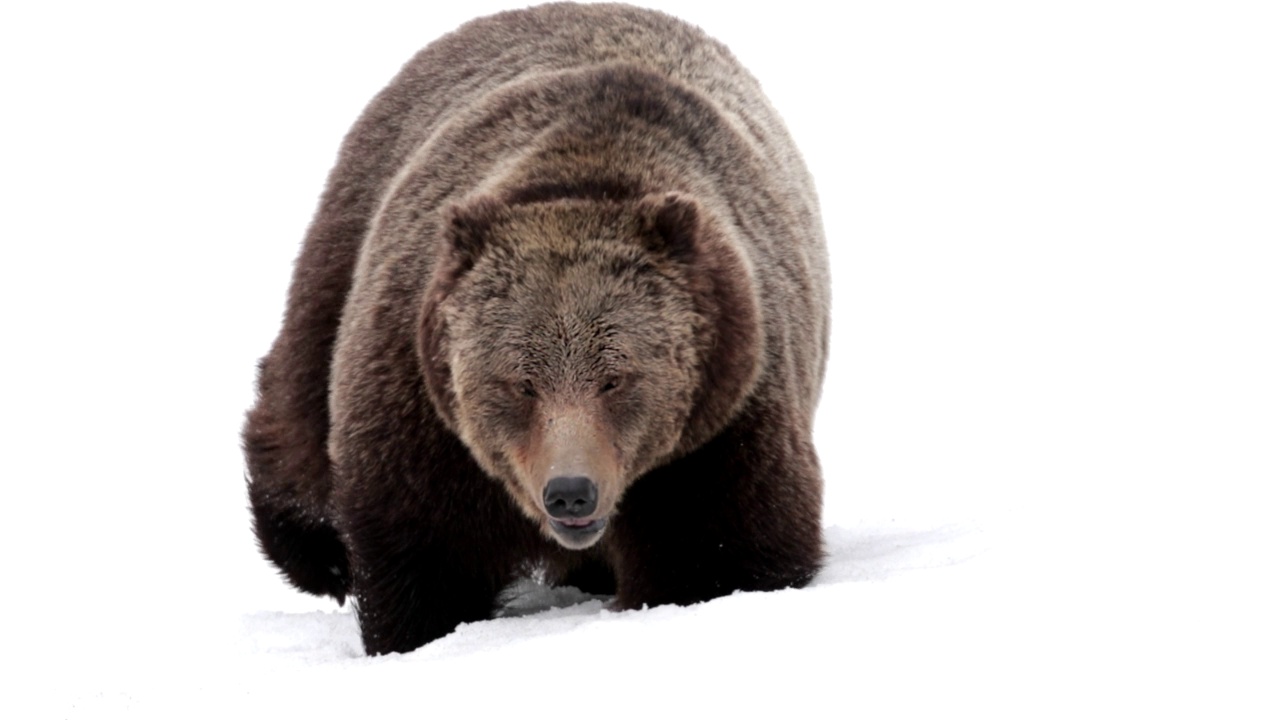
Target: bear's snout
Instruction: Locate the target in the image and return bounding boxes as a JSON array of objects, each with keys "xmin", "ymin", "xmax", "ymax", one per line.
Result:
[
  {"xmin": 542, "ymin": 474, "xmax": 607, "ymax": 547},
  {"xmin": 523, "ymin": 406, "xmax": 619, "ymax": 546},
  {"xmin": 543, "ymin": 475, "xmax": 598, "ymax": 519}
]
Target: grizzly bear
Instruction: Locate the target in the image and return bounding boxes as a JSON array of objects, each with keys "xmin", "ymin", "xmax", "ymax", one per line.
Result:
[{"xmin": 243, "ymin": 2, "xmax": 829, "ymax": 655}]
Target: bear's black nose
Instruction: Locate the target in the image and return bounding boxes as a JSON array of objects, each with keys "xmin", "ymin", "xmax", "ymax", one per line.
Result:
[{"xmin": 543, "ymin": 476, "xmax": 598, "ymax": 519}]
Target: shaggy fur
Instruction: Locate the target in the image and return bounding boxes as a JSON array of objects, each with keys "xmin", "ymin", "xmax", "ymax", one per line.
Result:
[{"xmin": 243, "ymin": 2, "xmax": 829, "ymax": 655}]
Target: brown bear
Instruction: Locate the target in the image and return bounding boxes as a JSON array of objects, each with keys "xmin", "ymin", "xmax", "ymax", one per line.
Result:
[{"xmin": 243, "ymin": 2, "xmax": 829, "ymax": 655}]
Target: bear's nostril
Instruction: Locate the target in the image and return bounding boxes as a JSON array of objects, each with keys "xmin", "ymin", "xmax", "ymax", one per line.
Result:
[{"xmin": 543, "ymin": 476, "xmax": 598, "ymax": 519}]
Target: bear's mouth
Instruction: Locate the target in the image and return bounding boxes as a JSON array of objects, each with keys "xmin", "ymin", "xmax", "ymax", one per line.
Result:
[{"xmin": 548, "ymin": 516, "xmax": 608, "ymax": 547}]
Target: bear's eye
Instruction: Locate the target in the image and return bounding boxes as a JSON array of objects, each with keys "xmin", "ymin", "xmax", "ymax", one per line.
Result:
[
  {"xmin": 518, "ymin": 380, "xmax": 538, "ymax": 398},
  {"xmin": 599, "ymin": 376, "xmax": 622, "ymax": 395}
]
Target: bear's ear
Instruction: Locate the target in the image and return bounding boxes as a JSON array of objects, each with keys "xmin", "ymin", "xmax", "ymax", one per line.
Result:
[
  {"xmin": 416, "ymin": 196, "xmax": 506, "ymax": 432},
  {"xmin": 441, "ymin": 195, "xmax": 506, "ymax": 271},
  {"xmin": 637, "ymin": 192, "xmax": 700, "ymax": 263},
  {"xmin": 639, "ymin": 193, "xmax": 766, "ymax": 452}
]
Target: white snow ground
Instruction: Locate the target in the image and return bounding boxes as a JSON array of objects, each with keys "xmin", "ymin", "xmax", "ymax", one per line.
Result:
[{"xmin": 2, "ymin": 1, "xmax": 1277, "ymax": 717}]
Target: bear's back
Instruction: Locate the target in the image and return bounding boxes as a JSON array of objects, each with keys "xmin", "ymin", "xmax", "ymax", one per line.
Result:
[{"xmin": 342, "ymin": 3, "xmax": 818, "ymax": 239}]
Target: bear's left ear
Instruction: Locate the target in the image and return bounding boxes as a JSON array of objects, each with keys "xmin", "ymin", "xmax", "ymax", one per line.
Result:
[
  {"xmin": 638, "ymin": 192, "xmax": 766, "ymax": 452},
  {"xmin": 637, "ymin": 192, "xmax": 701, "ymax": 263}
]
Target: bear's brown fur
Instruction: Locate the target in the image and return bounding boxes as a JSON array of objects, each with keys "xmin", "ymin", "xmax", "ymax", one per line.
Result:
[{"xmin": 243, "ymin": 2, "xmax": 829, "ymax": 655}]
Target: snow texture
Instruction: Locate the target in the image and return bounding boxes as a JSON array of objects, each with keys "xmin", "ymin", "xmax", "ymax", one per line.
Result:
[{"xmin": 2, "ymin": 1, "xmax": 1276, "ymax": 717}]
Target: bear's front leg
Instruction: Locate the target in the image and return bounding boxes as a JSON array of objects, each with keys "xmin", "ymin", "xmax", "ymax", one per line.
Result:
[
  {"xmin": 606, "ymin": 411, "xmax": 824, "ymax": 609},
  {"xmin": 330, "ymin": 415, "xmax": 539, "ymax": 654},
  {"xmin": 327, "ymin": 315, "xmax": 540, "ymax": 653},
  {"xmin": 334, "ymin": 454, "xmax": 535, "ymax": 655},
  {"xmin": 344, "ymin": 529, "xmax": 505, "ymax": 655}
]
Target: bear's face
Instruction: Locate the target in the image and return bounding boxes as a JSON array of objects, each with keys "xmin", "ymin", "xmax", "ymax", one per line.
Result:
[{"xmin": 419, "ymin": 194, "xmax": 761, "ymax": 549}]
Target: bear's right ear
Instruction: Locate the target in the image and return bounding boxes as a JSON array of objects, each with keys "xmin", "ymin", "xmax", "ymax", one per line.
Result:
[
  {"xmin": 417, "ymin": 196, "xmax": 506, "ymax": 432},
  {"xmin": 441, "ymin": 195, "xmax": 506, "ymax": 274}
]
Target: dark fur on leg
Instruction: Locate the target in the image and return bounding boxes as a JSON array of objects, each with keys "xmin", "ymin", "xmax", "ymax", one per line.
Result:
[
  {"xmin": 243, "ymin": 360, "xmax": 352, "ymax": 602},
  {"xmin": 606, "ymin": 403, "xmax": 824, "ymax": 609},
  {"xmin": 247, "ymin": 475, "xmax": 350, "ymax": 602},
  {"xmin": 347, "ymin": 538, "xmax": 507, "ymax": 655}
]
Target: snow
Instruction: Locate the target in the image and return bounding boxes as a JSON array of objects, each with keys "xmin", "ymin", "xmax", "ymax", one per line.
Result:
[{"xmin": 2, "ymin": 1, "xmax": 1277, "ymax": 717}]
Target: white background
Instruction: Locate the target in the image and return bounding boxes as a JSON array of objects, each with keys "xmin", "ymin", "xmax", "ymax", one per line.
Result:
[{"xmin": 2, "ymin": 1, "xmax": 1276, "ymax": 716}]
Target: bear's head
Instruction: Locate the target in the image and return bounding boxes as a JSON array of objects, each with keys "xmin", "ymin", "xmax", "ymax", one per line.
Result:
[{"xmin": 417, "ymin": 193, "xmax": 762, "ymax": 549}]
